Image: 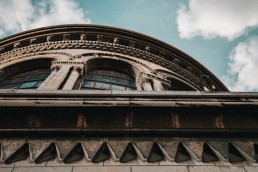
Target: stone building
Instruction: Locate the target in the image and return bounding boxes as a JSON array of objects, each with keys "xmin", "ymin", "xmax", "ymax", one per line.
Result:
[{"xmin": 0, "ymin": 24, "xmax": 258, "ymax": 172}]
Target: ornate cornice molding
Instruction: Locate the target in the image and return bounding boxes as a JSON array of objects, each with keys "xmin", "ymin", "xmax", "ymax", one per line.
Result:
[
  {"xmin": 146, "ymin": 73, "xmax": 171, "ymax": 86},
  {"xmin": 0, "ymin": 49, "xmax": 73, "ymax": 66},
  {"xmin": 0, "ymin": 24, "xmax": 228, "ymax": 91},
  {"xmin": 52, "ymin": 60, "xmax": 85, "ymax": 66},
  {"xmin": 0, "ymin": 41, "xmax": 202, "ymax": 87}
]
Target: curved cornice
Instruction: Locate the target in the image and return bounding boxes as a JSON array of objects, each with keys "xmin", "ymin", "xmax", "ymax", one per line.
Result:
[{"xmin": 0, "ymin": 24, "xmax": 229, "ymax": 91}]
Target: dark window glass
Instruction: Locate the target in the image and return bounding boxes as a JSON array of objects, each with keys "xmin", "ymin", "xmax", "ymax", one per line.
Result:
[
  {"xmin": 112, "ymin": 84, "xmax": 126, "ymax": 90},
  {"xmin": 19, "ymin": 81, "xmax": 38, "ymax": 89},
  {"xmin": 95, "ymin": 82, "xmax": 110, "ymax": 89},
  {"xmin": 86, "ymin": 74, "xmax": 97, "ymax": 80},
  {"xmin": 0, "ymin": 69, "xmax": 50, "ymax": 89},
  {"xmin": 83, "ymin": 80, "xmax": 94, "ymax": 88},
  {"xmin": 127, "ymin": 80, "xmax": 135, "ymax": 87},
  {"xmin": 111, "ymin": 77, "xmax": 125, "ymax": 85},
  {"xmin": 98, "ymin": 75, "xmax": 110, "ymax": 82},
  {"xmin": 81, "ymin": 70, "xmax": 136, "ymax": 90}
]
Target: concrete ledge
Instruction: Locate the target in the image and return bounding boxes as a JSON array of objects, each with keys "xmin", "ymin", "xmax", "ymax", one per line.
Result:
[{"xmin": 0, "ymin": 90, "xmax": 258, "ymax": 107}]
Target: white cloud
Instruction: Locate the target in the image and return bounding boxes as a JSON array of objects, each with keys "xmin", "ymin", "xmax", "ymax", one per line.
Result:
[
  {"xmin": 222, "ymin": 36, "xmax": 258, "ymax": 91},
  {"xmin": 0, "ymin": 0, "xmax": 91, "ymax": 38},
  {"xmin": 176, "ymin": 0, "xmax": 258, "ymax": 40}
]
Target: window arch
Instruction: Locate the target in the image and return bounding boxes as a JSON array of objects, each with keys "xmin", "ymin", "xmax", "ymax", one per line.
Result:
[
  {"xmin": 72, "ymin": 58, "xmax": 139, "ymax": 90},
  {"xmin": 0, "ymin": 58, "xmax": 52, "ymax": 89},
  {"xmin": 0, "ymin": 69, "xmax": 50, "ymax": 89}
]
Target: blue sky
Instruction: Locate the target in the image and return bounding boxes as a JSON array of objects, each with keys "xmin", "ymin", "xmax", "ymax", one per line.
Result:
[{"xmin": 0, "ymin": 0, "xmax": 258, "ymax": 91}]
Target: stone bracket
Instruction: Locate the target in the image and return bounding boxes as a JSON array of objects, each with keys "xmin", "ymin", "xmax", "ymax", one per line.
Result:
[{"xmin": 52, "ymin": 61, "xmax": 85, "ymax": 75}]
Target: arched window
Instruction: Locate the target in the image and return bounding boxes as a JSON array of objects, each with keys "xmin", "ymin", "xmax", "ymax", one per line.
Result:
[
  {"xmin": 0, "ymin": 69, "xmax": 50, "ymax": 89},
  {"xmin": 80, "ymin": 69, "xmax": 136, "ymax": 90}
]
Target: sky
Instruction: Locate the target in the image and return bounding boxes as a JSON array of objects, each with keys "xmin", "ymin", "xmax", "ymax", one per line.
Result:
[{"xmin": 0, "ymin": 0, "xmax": 258, "ymax": 91}]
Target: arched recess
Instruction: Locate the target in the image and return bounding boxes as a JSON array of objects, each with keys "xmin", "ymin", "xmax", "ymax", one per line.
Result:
[
  {"xmin": 0, "ymin": 58, "xmax": 54, "ymax": 89},
  {"xmin": 165, "ymin": 77, "xmax": 197, "ymax": 91},
  {"xmin": 155, "ymin": 69, "xmax": 199, "ymax": 91},
  {"xmin": 73, "ymin": 58, "xmax": 141, "ymax": 90}
]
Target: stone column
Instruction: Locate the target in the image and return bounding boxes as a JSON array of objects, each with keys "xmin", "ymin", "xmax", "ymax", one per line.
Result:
[
  {"xmin": 135, "ymin": 76, "xmax": 143, "ymax": 91},
  {"xmin": 62, "ymin": 67, "xmax": 81, "ymax": 90},
  {"xmin": 41, "ymin": 65, "xmax": 71, "ymax": 90},
  {"xmin": 37, "ymin": 66, "xmax": 59, "ymax": 89},
  {"xmin": 142, "ymin": 79, "xmax": 153, "ymax": 91},
  {"xmin": 152, "ymin": 79, "xmax": 164, "ymax": 91}
]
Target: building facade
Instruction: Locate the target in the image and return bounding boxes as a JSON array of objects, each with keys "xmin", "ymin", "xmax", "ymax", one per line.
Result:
[{"xmin": 0, "ymin": 25, "xmax": 258, "ymax": 172}]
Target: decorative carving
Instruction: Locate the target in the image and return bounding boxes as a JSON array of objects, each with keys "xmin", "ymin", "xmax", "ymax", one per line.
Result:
[
  {"xmin": 71, "ymin": 54, "xmax": 82, "ymax": 60},
  {"xmin": 136, "ymin": 72, "xmax": 166, "ymax": 91},
  {"xmin": 63, "ymin": 34, "xmax": 70, "ymax": 41},
  {"xmin": 142, "ymin": 77, "xmax": 152, "ymax": 85},
  {"xmin": 186, "ymin": 66, "xmax": 193, "ymax": 72},
  {"xmin": 200, "ymin": 75, "xmax": 209, "ymax": 87},
  {"xmin": 0, "ymin": 40, "xmax": 202, "ymax": 88},
  {"xmin": 97, "ymin": 34, "xmax": 103, "ymax": 42},
  {"xmin": 159, "ymin": 50, "xmax": 166, "ymax": 57},
  {"xmin": 114, "ymin": 37, "xmax": 119, "ymax": 44},
  {"xmin": 136, "ymin": 72, "xmax": 144, "ymax": 90},
  {"xmin": 173, "ymin": 58, "xmax": 179, "ymax": 65},
  {"xmin": 14, "ymin": 42, "xmax": 21, "ymax": 49},
  {"xmin": 52, "ymin": 61, "xmax": 85, "ymax": 66},
  {"xmin": 0, "ymin": 47, "xmax": 4, "ymax": 54},
  {"xmin": 94, "ymin": 53, "xmax": 100, "ymax": 57},
  {"xmin": 146, "ymin": 73, "xmax": 170, "ymax": 86},
  {"xmin": 47, "ymin": 35, "xmax": 53, "ymax": 42},
  {"xmin": 30, "ymin": 38, "xmax": 37, "ymax": 44},
  {"xmin": 50, "ymin": 65, "xmax": 60, "ymax": 71},
  {"xmin": 72, "ymin": 66, "xmax": 83, "ymax": 75},
  {"xmin": 52, "ymin": 61, "xmax": 85, "ymax": 76},
  {"xmin": 0, "ymin": 51, "xmax": 74, "ymax": 66},
  {"xmin": 145, "ymin": 46, "xmax": 150, "ymax": 52},
  {"xmin": 80, "ymin": 34, "xmax": 86, "ymax": 41},
  {"xmin": 129, "ymin": 41, "xmax": 135, "ymax": 48}
]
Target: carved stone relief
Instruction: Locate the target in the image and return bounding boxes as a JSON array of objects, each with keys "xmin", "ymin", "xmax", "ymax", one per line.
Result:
[
  {"xmin": 80, "ymin": 34, "xmax": 86, "ymax": 41},
  {"xmin": 0, "ymin": 35, "xmax": 208, "ymax": 90},
  {"xmin": 13, "ymin": 42, "xmax": 21, "ymax": 49},
  {"xmin": 47, "ymin": 35, "xmax": 53, "ymax": 42},
  {"xmin": 63, "ymin": 34, "xmax": 70, "ymax": 41},
  {"xmin": 30, "ymin": 38, "xmax": 37, "ymax": 45}
]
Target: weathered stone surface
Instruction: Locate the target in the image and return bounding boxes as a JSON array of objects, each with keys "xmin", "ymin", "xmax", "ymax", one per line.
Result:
[
  {"xmin": 74, "ymin": 166, "xmax": 130, "ymax": 172},
  {"xmin": 81, "ymin": 140, "xmax": 105, "ymax": 160},
  {"xmin": 0, "ymin": 168, "xmax": 13, "ymax": 172},
  {"xmin": 55, "ymin": 140, "xmax": 78, "ymax": 160},
  {"xmin": 208, "ymin": 142, "xmax": 229, "ymax": 161},
  {"xmin": 108, "ymin": 140, "xmax": 131, "ymax": 160},
  {"xmin": 220, "ymin": 166, "xmax": 246, "ymax": 172},
  {"xmin": 29, "ymin": 140, "xmax": 54, "ymax": 161},
  {"xmin": 184, "ymin": 141, "xmax": 204, "ymax": 161},
  {"xmin": 1, "ymin": 140, "xmax": 26, "ymax": 161},
  {"xmin": 232, "ymin": 141, "xmax": 256, "ymax": 162},
  {"xmin": 132, "ymin": 166, "xmax": 188, "ymax": 172},
  {"xmin": 12, "ymin": 167, "xmax": 72, "ymax": 172},
  {"xmin": 157, "ymin": 140, "xmax": 178, "ymax": 161},
  {"xmin": 134, "ymin": 140, "xmax": 153, "ymax": 160},
  {"xmin": 244, "ymin": 167, "xmax": 258, "ymax": 172},
  {"xmin": 188, "ymin": 166, "xmax": 221, "ymax": 172},
  {"xmin": 189, "ymin": 166, "xmax": 246, "ymax": 172}
]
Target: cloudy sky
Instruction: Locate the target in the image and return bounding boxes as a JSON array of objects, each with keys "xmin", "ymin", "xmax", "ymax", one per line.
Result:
[{"xmin": 0, "ymin": 0, "xmax": 258, "ymax": 91}]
